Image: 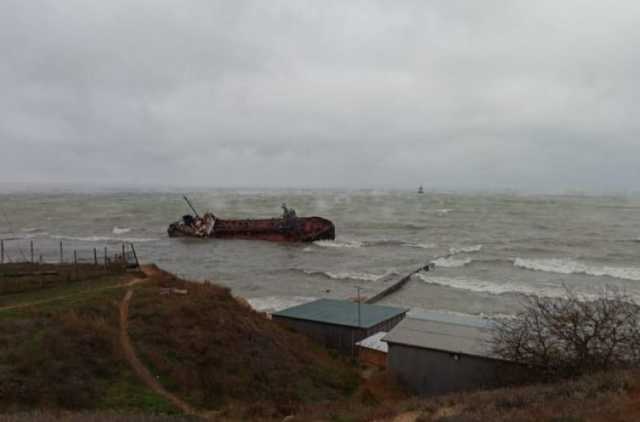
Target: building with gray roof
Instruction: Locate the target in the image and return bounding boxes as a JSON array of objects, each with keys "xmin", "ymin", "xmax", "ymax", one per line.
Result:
[{"xmin": 383, "ymin": 317, "xmax": 529, "ymax": 396}]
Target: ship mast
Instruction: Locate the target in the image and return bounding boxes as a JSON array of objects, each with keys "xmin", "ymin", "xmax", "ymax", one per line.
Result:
[{"xmin": 183, "ymin": 195, "xmax": 200, "ymax": 218}]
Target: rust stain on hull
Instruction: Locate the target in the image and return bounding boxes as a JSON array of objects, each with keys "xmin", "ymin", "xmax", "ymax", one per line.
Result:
[{"xmin": 168, "ymin": 215, "xmax": 335, "ymax": 242}]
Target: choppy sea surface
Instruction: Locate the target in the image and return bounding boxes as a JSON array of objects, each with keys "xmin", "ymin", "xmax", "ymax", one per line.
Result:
[{"xmin": 1, "ymin": 190, "xmax": 640, "ymax": 321}]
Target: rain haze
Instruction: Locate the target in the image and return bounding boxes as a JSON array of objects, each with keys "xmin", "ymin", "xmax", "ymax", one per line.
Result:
[{"xmin": 1, "ymin": 0, "xmax": 639, "ymax": 193}]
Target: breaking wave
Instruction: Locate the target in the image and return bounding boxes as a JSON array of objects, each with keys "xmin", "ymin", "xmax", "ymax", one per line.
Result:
[
  {"xmin": 431, "ymin": 257, "xmax": 472, "ymax": 268},
  {"xmin": 362, "ymin": 239, "xmax": 406, "ymax": 247},
  {"xmin": 313, "ymin": 240, "xmax": 363, "ymax": 249},
  {"xmin": 406, "ymin": 242, "xmax": 437, "ymax": 249},
  {"xmin": 301, "ymin": 269, "xmax": 394, "ymax": 282},
  {"xmin": 415, "ymin": 274, "xmax": 567, "ymax": 298},
  {"xmin": 11, "ymin": 228, "xmax": 49, "ymax": 239},
  {"xmin": 313, "ymin": 239, "xmax": 436, "ymax": 250},
  {"xmin": 449, "ymin": 244, "xmax": 483, "ymax": 255},
  {"xmin": 364, "ymin": 240, "xmax": 437, "ymax": 249},
  {"xmin": 51, "ymin": 234, "xmax": 158, "ymax": 243},
  {"xmin": 247, "ymin": 296, "xmax": 316, "ymax": 313},
  {"xmin": 513, "ymin": 258, "xmax": 640, "ymax": 281},
  {"xmin": 21, "ymin": 227, "xmax": 44, "ymax": 233},
  {"xmin": 112, "ymin": 226, "xmax": 132, "ymax": 234}
]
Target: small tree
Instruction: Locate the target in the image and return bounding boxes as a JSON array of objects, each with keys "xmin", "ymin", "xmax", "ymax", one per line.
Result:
[{"xmin": 492, "ymin": 287, "xmax": 640, "ymax": 378}]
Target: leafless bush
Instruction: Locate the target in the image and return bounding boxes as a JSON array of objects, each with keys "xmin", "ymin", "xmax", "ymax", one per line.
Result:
[{"xmin": 492, "ymin": 287, "xmax": 640, "ymax": 378}]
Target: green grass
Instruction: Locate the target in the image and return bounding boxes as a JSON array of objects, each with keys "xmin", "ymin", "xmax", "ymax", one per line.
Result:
[
  {"xmin": 0, "ymin": 263, "xmax": 128, "ymax": 296},
  {"xmin": 0, "ymin": 272, "xmax": 141, "ymax": 317},
  {"xmin": 0, "ymin": 265, "xmax": 372, "ymax": 420},
  {"xmin": 0, "ymin": 267, "xmax": 158, "ymax": 414}
]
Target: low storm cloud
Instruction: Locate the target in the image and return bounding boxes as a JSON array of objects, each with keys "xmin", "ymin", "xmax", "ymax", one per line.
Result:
[{"xmin": 1, "ymin": 0, "xmax": 639, "ymax": 192}]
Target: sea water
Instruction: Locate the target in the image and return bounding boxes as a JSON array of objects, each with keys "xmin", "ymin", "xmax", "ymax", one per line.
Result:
[{"xmin": 1, "ymin": 189, "xmax": 639, "ymax": 320}]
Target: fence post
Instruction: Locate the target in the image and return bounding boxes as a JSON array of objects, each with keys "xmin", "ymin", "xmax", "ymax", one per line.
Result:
[
  {"xmin": 30, "ymin": 241, "xmax": 34, "ymax": 263},
  {"xmin": 121, "ymin": 243, "xmax": 126, "ymax": 265},
  {"xmin": 73, "ymin": 250, "xmax": 78, "ymax": 281},
  {"xmin": 59, "ymin": 241, "xmax": 63, "ymax": 263},
  {"xmin": 129, "ymin": 243, "xmax": 140, "ymax": 268},
  {"xmin": 1, "ymin": 239, "xmax": 3, "ymax": 264},
  {"xmin": 39, "ymin": 254, "xmax": 43, "ymax": 264},
  {"xmin": 104, "ymin": 247, "xmax": 108, "ymax": 269},
  {"xmin": 93, "ymin": 248, "xmax": 97, "ymax": 265}
]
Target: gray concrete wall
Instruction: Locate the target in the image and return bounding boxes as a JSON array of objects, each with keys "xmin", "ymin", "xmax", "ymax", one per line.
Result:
[
  {"xmin": 273, "ymin": 313, "xmax": 405, "ymax": 356},
  {"xmin": 388, "ymin": 343, "xmax": 524, "ymax": 396}
]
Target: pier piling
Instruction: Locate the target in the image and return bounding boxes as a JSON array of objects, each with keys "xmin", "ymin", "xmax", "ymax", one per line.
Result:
[{"xmin": 366, "ymin": 264, "xmax": 433, "ymax": 304}]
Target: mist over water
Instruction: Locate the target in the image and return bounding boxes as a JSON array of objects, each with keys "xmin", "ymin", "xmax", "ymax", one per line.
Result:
[{"xmin": 2, "ymin": 190, "xmax": 640, "ymax": 318}]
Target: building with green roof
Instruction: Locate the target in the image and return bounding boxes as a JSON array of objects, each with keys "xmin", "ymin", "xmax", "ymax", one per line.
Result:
[{"xmin": 272, "ymin": 299, "xmax": 407, "ymax": 355}]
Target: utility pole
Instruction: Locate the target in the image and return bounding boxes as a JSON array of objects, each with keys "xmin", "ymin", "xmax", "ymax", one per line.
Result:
[{"xmin": 356, "ymin": 286, "xmax": 362, "ymax": 327}]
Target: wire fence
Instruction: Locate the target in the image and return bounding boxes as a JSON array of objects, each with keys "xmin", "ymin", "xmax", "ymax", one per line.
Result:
[
  {"xmin": 0, "ymin": 239, "xmax": 139, "ymax": 268},
  {"xmin": 0, "ymin": 240, "xmax": 141, "ymax": 295}
]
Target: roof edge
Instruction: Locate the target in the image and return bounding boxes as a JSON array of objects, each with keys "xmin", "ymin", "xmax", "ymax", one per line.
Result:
[
  {"xmin": 384, "ymin": 339, "xmax": 519, "ymax": 364},
  {"xmin": 273, "ymin": 309, "xmax": 408, "ymax": 329}
]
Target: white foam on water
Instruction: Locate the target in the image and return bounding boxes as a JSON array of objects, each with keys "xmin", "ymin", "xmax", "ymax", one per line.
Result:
[
  {"xmin": 415, "ymin": 274, "xmax": 640, "ymax": 303},
  {"xmin": 313, "ymin": 238, "xmax": 435, "ymax": 250},
  {"xmin": 21, "ymin": 227, "xmax": 44, "ymax": 233},
  {"xmin": 13, "ymin": 228, "xmax": 49, "ymax": 239},
  {"xmin": 436, "ymin": 208, "xmax": 453, "ymax": 215},
  {"xmin": 325, "ymin": 271, "xmax": 385, "ymax": 282},
  {"xmin": 431, "ymin": 257, "xmax": 472, "ymax": 268},
  {"xmin": 415, "ymin": 274, "xmax": 567, "ymax": 298},
  {"xmin": 51, "ymin": 234, "xmax": 158, "ymax": 243},
  {"xmin": 514, "ymin": 258, "xmax": 640, "ymax": 282},
  {"xmin": 364, "ymin": 239, "xmax": 406, "ymax": 247},
  {"xmin": 313, "ymin": 239, "xmax": 363, "ymax": 249},
  {"xmin": 303, "ymin": 269, "xmax": 390, "ymax": 282},
  {"xmin": 247, "ymin": 296, "xmax": 316, "ymax": 313},
  {"xmin": 406, "ymin": 242, "xmax": 437, "ymax": 249},
  {"xmin": 449, "ymin": 244, "xmax": 483, "ymax": 255},
  {"xmin": 112, "ymin": 226, "xmax": 132, "ymax": 234}
]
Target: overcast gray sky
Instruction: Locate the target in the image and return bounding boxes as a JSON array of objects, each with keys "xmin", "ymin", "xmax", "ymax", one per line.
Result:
[{"xmin": 1, "ymin": 0, "xmax": 639, "ymax": 193}]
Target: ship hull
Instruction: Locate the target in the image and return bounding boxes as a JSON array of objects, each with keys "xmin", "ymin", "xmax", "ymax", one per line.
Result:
[{"xmin": 168, "ymin": 216, "xmax": 335, "ymax": 242}]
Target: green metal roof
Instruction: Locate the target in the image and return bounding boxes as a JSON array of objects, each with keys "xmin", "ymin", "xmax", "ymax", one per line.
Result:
[{"xmin": 272, "ymin": 299, "xmax": 408, "ymax": 329}]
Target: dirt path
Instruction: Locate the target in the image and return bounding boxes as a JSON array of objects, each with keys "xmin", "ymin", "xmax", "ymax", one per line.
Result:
[{"xmin": 119, "ymin": 288, "xmax": 200, "ymax": 417}]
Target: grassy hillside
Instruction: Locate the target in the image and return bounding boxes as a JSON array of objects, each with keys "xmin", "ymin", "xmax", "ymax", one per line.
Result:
[
  {"xmin": 0, "ymin": 265, "xmax": 176, "ymax": 414},
  {"xmin": 2, "ymin": 263, "xmax": 639, "ymax": 421},
  {"xmin": 125, "ymin": 268, "xmax": 359, "ymax": 418},
  {"xmin": 0, "ymin": 263, "xmax": 361, "ymax": 420}
]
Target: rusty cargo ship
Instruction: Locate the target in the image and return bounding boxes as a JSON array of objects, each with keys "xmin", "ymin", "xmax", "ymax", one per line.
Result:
[{"xmin": 167, "ymin": 198, "xmax": 335, "ymax": 242}]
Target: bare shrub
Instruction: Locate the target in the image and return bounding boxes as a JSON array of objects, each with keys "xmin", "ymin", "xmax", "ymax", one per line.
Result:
[{"xmin": 492, "ymin": 287, "xmax": 640, "ymax": 378}]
